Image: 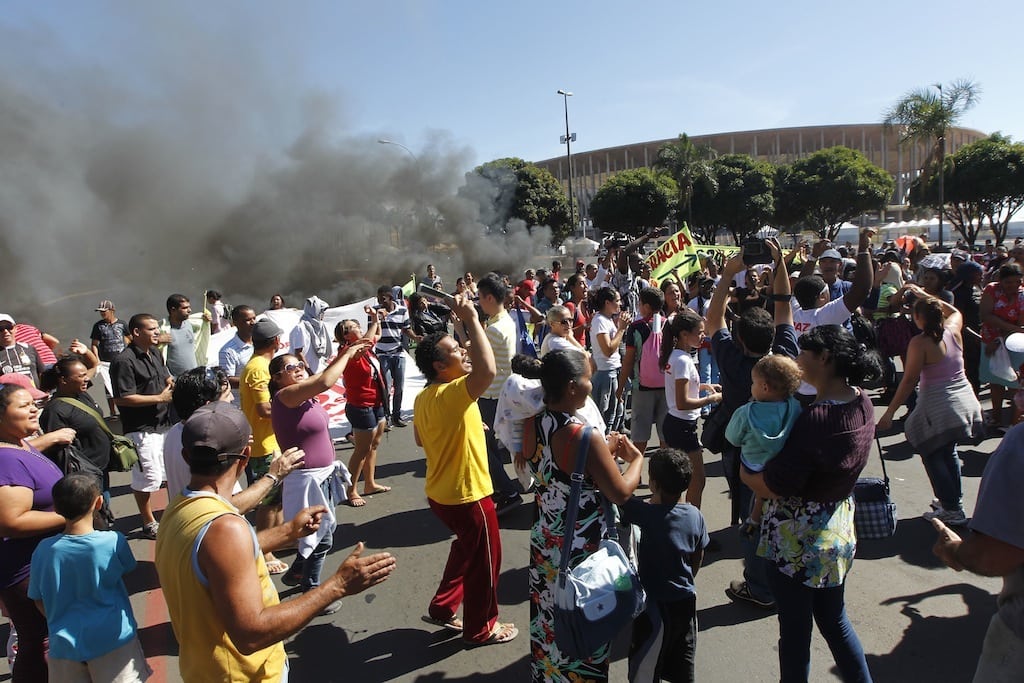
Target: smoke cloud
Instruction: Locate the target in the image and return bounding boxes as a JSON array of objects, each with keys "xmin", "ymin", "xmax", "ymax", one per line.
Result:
[{"xmin": 0, "ymin": 8, "xmax": 552, "ymax": 341}]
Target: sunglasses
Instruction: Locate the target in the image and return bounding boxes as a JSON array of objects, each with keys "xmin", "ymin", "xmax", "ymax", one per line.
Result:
[
  {"xmin": 0, "ymin": 323, "xmax": 13, "ymax": 332},
  {"xmin": 276, "ymin": 362, "xmax": 307, "ymax": 374}
]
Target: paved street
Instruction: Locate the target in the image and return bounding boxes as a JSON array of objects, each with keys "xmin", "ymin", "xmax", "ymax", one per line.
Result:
[{"xmin": 0, "ymin": 389, "xmax": 1005, "ymax": 682}]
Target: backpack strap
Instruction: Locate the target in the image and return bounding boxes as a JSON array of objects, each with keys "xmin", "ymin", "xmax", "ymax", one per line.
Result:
[
  {"xmin": 557, "ymin": 425, "xmax": 593, "ymax": 588},
  {"xmin": 53, "ymin": 397, "xmax": 115, "ymax": 438}
]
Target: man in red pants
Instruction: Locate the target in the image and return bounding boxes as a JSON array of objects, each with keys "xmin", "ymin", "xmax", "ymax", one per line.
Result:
[{"xmin": 412, "ymin": 292, "xmax": 518, "ymax": 646}]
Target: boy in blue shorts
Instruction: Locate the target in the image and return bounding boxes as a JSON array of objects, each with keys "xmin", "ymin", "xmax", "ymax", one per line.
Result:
[
  {"xmin": 29, "ymin": 472, "xmax": 150, "ymax": 682},
  {"xmin": 622, "ymin": 448, "xmax": 709, "ymax": 682}
]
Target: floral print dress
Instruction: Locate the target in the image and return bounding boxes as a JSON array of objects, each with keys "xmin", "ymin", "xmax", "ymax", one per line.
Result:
[{"xmin": 528, "ymin": 410, "xmax": 611, "ymax": 682}]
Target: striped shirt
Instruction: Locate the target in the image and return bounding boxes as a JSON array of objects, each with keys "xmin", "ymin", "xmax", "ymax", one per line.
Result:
[
  {"xmin": 374, "ymin": 305, "xmax": 410, "ymax": 356},
  {"xmin": 483, "ymin": 310, "xmax": 516, "ymax": 399}
]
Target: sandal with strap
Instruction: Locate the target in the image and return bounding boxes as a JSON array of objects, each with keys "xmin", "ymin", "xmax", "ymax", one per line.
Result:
[
  {"xmin": 467, "ymin": 622, "xmax": 518, "ymax": 646},
  {"xmin": 422, "ymin": 614, "xmax": 463, "ymax": 632}
]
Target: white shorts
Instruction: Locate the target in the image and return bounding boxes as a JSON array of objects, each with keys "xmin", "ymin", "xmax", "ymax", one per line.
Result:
[
  {"xmin": 96, "ymin": 361, "xmax": 114, "ymax": 397},
  {"xmin": 49, "ymin": 637, "xmax": 152, "ymax": 683},
  {"xmin": 129, "ymin": 431, "xmax": 166, "ymax": 493}
]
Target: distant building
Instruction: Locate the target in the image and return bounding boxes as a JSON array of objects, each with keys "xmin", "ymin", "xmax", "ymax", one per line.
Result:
[{"xmin": 534, "ymin": 123, "xmax": 987, "ymax": 228}]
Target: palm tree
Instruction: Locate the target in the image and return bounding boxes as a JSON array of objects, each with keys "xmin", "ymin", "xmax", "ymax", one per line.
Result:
[
  {"xmin": 882, "ymin": 79, "xmax": 981, "ymax": 247},
  {"xmin": 654, "ymin": 134, "xmax": 718, "ymax": 229}
]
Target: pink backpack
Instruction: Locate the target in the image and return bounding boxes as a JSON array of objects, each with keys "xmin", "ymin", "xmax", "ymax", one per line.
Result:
[{"xmin": 636, "ymin": 314, "xmax": 665, "ymax": 388}]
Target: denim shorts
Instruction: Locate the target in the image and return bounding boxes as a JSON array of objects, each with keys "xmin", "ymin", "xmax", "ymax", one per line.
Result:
[
  {"xmin": 346, "ymin": 404, "xmax": 386, "ymax": 431},
  {"xmin": 663, "ymin": 413, "xmax": 700, "ymax": 452}
]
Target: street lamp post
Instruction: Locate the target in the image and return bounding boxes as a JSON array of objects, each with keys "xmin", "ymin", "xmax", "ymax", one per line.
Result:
[
  {"xmin": 377, "ymin": 139, "xmax": 421, "ymax": 248},
  {"xmin": 556, "ymin": 90, "xmax": 578, "ymax": 239},
  {"xmin": 933, "ymin": 83, "xmax": 945, "ymax": 249}
]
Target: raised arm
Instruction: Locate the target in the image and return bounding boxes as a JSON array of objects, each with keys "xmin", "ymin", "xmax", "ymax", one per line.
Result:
[
  {"xmin": 768, "ymin": 239, "xmax": 793, "ymax": 327},
  {"xmin": 841, "ymin": 229, "xmax": 875, "ymax": 314},
  {"xmin": 457, "ymin": 294, "xmax": 496, "ymax": 399},
  {"xmin": 276, "ymin": 339, "xmax": 373, "ymax": 409},
  {"xmin": 707, "ymin": 252, "xmax": 745, "ymax": 335}
]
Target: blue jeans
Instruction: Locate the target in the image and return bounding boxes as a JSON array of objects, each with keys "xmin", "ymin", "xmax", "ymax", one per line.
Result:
[
  {"xmin": 766, "ymin": 567, "xmax": 872, "ymax": 683},
  {"xmin": 288, "ymin": 477, "xmax": 334, "ymax": 590},
  {"xmin": 921, "ymin": 441, "xmax": 963, "ymax": 512},
  {"xmin": 592, "ymin": 368, "xmax": 623, "ymax": 433},
  {"xmin": 379, "ymin": 353, "xmax": 405, "ymax": 421},
  {"xmin": 734, "ymin": 468, "xmax": 772, "ymax": 603},
  {"xmin": 477, "ymin": 397, "xmax": 518, "ymax": 499}
]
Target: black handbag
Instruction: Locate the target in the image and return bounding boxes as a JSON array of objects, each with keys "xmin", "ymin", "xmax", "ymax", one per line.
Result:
[
  {"xmin": 853, "ymin": 438, "xmax": 897, "ymax": 539},
  {"xmin": 48, "ymin": 442, "xmax": 111, "ymax": 531},
  {"xmin": 54, "ymin": 397, "xmax": 140, "ymax": 472},
  {"xmin": 700, "ymin": 404, "xmax": 729, "ymax": 454}
]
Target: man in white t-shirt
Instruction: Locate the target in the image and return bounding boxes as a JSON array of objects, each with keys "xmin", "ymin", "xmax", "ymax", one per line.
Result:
[{"xmin": 790, "ymin": 229, "xmax": 875, "ymax": 400}]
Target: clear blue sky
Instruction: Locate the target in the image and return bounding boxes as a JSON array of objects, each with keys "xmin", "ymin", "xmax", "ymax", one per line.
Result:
[{"xmin": 3, "ymin": 0, "xmax": 1021, "ymax": 169}]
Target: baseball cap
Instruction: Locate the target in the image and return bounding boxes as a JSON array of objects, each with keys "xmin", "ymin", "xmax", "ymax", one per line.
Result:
[
  {"xmin": 0, "ymin": 373, "xmax": 47, "ymax": 400},
  {"xmin": 182, "ymin": 403, "xmax": 252, "ymax": 462},
  {"xmin": 251, "ymin": 319, "xmax": 283, "ymax": 344},
  {"xmin": 95, "ymin": 300, "xmax": 115, "ymax": 312},
  {"xmin": 819, "ymin": 249, "xmax": 843, "ymax": 261},
  {"xmin": 0, "ymin": 314, "xmax": 15, "ymax": 326}
]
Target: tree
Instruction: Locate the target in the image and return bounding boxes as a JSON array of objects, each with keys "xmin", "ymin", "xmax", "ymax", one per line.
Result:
[
  {"xmin": 460, "ymin": 157, "xmax": 573, "ymax": 244},
  {"xmin": 882, "ymin": 79, "xmax": 981, "ymax": 246},
  {"xmin": 654, "ymin": 134, "xmax": 718, "ymax": 228},
  {"xmin": 909, "ymin": 134, "xmax": 1024, "ymax": 246},
  {"xmin": 690, "ymin": 154, "xmax": 775, "ymax": 245},
  {"xmin": 589, "ymin": 168, "xmax": 677, "ymax": 236},
  {"xmin": 774, "ymin": 147, "xmax": 894, "ymax": 241}
]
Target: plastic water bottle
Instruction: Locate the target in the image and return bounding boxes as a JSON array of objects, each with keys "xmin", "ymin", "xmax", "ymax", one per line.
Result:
[{"xmin": 6, "ymin": 623, "xmax": 16, "ymax": 667}]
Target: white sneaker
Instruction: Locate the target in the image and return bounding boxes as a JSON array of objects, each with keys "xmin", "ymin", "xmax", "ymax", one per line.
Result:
[{"xmin": 923, "ymin": 508, "xmax": 968, "ymax": 526}]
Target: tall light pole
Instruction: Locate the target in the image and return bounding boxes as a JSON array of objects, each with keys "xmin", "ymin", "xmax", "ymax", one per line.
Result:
[
  {"xmin": 933, "ymin": 83, "xmax": 946, "ymax": 249},
  {"xmin": 377, "ymin": 139, "xmax": 421, "ymax": 248},
  {"xmin": 556, "ymin": 90, "xmax": 578, "ymax": 238}
]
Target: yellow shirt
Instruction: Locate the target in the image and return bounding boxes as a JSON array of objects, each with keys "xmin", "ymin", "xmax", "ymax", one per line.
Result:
[
  {"xmin": 155, "ymin": 492, "xmax": 286, "ymax": 682},
  {"xmin": 413, "ymin": 375, "xmax": 493, "ymax": 505},
  {"xmin": 240, "ymin": 355, "xmax": 279, "ymax": 457}
]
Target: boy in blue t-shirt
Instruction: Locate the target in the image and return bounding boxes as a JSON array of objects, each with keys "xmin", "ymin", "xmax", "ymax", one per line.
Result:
[
  {"xmin": 621, "ymin": 448, "xmax": 709, "ymax": 682},
  {"xmin": 28, "ymin": 473, "xmax": 150, "ymax": 682}
]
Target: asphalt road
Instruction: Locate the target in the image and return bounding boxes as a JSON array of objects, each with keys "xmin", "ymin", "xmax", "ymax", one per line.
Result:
[{"xmin": 0, "ymin": 389, "xmax": 1004, "ymax": 682}]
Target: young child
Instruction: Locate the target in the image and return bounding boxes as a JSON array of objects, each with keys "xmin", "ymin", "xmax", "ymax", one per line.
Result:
[
  {"xmin": 724, "ymin": 355, "xmax": 803, "ymax": 532},
  {"xmin": 28, "ymin": 473, "xmax": 150, "ymax": 682},
  {"xmin": 621, "ymin": 448, "xmax": 709, "ymax": 682}
]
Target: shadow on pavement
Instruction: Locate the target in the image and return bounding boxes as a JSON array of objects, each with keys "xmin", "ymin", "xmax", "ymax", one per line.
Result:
[
  {"xmin": 861, "ymin": 583, "xmax": 994, "ymax": 682},
  {"xmin": 375, "ymin": 456, "xmax": 427, "ymax": 480},
  {"xmin": 698, "ymin": 601, "xmax": 776, "ymax": 629},
  {"xmin": 496, "ymin": 565, "xmax": 529, "ymax": 607},
  {"xmin": 287, "ymin": 625, "xmax": 531, "ymax": 681},
  {"xmin": 959, "ymin": 448, "xmax": 990, "ymax": 479},
  {"xmin": 124, "ymin": 559, "xmax": 162, "ymax": 593},
  {"xmin": 855, "ymin": 517, "xmax": 947, "ymax": 569},
  {"xmin": 333, "ymin": 507, "xmax": 453, "ymax": 549},
  {"xmin": 138, "ymin": 621, "xmax": 179, "ymax": 658}
]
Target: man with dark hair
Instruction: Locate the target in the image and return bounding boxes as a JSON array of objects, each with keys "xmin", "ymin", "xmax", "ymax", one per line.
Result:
[
  {"xmin": 413, "ymin": 294, "xmax": 518, "ymax": 646},
  {"xmin": 0, "ymin": 313, "xmax": 44, "ymax": 387},
  {"xmin": 420, "ymin": 264, "xmax": 443, "ymax": 290},
  {"xmin": 163, "ymin": 293, "xmax": 199, "ymax": 378},
  {"xmin": 155, "ymin": 403, "xmax": 396, "ymax": 681},
  {"xmin": 708, "ymin": 242, "xmax": 797, "ymax": 608},
  {"xmin": 90, "ymin": 300, "xmax": 130, "ymax": 417},
  {"xmin": 476, "ymin": 273, "xmax": 523, "ymax": 515},
  {"xmin": 618, "ymin": 286, "xmax": 668, "ymax": 454},
  {"xmin": 373, "ymin": 285, "xmax": 415, "ymax": 428},
  {"xmin": 218, "ymin": 305, "xmax": 256, "ymax": 403},
  {"xmin": 111, "ymin": 313, "xmax": 173, "ymax": 540}
]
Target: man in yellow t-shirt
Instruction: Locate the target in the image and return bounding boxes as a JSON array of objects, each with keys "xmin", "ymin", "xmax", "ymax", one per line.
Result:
[
  {"xmin": 240, "ymin": 319, "xmax": 287, "ymax": 574},
  {"xmin": 413, "ymin": 293, "xmax": 518, "ymax": 646}
]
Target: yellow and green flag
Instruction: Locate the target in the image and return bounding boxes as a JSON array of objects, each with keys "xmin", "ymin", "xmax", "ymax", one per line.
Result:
[
  {"xmin": 401, "ymin": 274, "xmax": 416, "ymax": 298},
  {"xmin": 647, "ymin": 224, "xmax": 701, "ymax": 282}
]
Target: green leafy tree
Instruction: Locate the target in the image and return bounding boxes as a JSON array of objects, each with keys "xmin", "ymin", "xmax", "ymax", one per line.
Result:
[
  {"xmin": 589, "ymin": 168, "xmax": 677, "ymax": 237},
  {"xmin": 882, "ymin": 79, "xmax": 981, "ymax": 246},
  {"xmin": 775, "ymin": 147, "xmax": 894, "ymax": 241},
  {"xmin": 690, "ymin": 154, "xmax": 775, "ymax": 245},
  {"xmin": 654, "ymin": 134, "xmax": 718, "ymax": 228},
  {"xmin": 460, "ymin": 157, "xmax": 573, "ymax": 244},
  {"xmin": 909, "ymin": 134, "xmax": 1024, "ymax": 246}
]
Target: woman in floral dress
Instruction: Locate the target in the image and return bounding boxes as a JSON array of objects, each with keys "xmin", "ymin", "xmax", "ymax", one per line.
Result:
[
  {"xmin": 978, "ymin": 263, "xmax": 1024, "ymax": 428},
  {"xmin": 519, "ymin": 350, "xmax": 643, "ymax": 681},
  {"xmin": 742, "ymin": 325, "xmax": 880, "ymax": 682}
]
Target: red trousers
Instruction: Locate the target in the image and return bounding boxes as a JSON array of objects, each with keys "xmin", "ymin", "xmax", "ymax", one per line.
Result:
[{"xmin": 427, "ymin": 496, "xmax": 502, "ymax": 643}]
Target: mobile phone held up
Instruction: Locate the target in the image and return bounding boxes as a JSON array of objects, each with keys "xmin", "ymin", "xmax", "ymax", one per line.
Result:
[
  {"xmin": 418, "ymin": 283, "xmax": 457, "ymax": 307},
  {"xmin": 742, "ymin": 238, "xmax": 773, "ymax": 266}
]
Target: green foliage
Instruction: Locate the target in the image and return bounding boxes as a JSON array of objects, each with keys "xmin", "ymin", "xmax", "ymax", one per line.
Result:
[
  {"xmin": 690, "ymin": 154, "xmax": 775, "ymax": 245},
  {"xmin": 654, "ymin": 134, "xmax": 718, "ymax": 226},
  {"xmin": 910, "ymin": 134, "xmax": 1024, "ymax": 245},
  {"xmin": 460, "ymin": 157, "xmax": 573, "ymax": 244},
  {"xmin": 774, "ymin": 147, "xmax": 894, "ymax": 241},
  {"xmin": 882, "ymin": 79, "xmax": 980, "ymax": 166},
  {"xmin": 589, "ymin": 168, "xmax": 677, "ymax": 237}
]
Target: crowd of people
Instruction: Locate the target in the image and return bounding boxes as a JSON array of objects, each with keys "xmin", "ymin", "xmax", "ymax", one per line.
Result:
[{"xmin": 0, "ymin": 230, "xmax": 1023, "ymax": 681}]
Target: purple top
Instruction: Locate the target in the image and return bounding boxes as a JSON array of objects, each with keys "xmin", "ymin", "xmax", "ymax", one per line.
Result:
[
  {"xmin": 919, "ymin": 328, "xmax": 965, "ymax": 390},
  {"xmin": 762, "ymin": 391, "xmax": 874, "ymax": 503},
  {"xmin": 270, "ymin": 395, "xmax": 335, "ymax": 469},
  {"xmin": 0, "ymin": 444, "xmax": 63, "ymax": 587}
]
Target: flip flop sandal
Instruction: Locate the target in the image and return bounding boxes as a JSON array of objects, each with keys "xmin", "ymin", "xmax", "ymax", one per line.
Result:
[
  {"xmin": 422, "ymin": 615, "xmax": 463, "ymax": 632},
  {"xmin": 346, "ymin": 496, "xmax": 367, "ymax": 507},
  {"xmin": 467, "ymin": 622, "xmax": 518, "ymax": 646},
  {"xmin": 265, "ymin": 559, "xmax": 289, "ymax": 575},
  {"xmin": 363, "ymin": 485, "xmax": 392, "ymax": 496}
]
